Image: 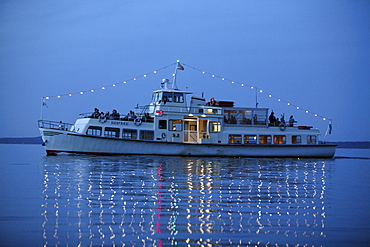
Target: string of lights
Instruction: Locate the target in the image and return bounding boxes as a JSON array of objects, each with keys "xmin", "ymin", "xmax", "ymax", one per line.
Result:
[
  {"xmin": 42, "ymin": 61, "xmax": 332, "ymax": 122},
  {"xmin": 181, "ymin": 62, "xmax": 332, "ymax": 122},
  {"xmin": 42, "ymin": 62, "xmax": 177, "ymax": 100}
]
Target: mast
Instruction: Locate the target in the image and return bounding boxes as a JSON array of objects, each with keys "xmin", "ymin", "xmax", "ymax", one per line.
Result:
[{"xmin": 172, "ymin": 60, "xmax": 184, "ymax": 90}]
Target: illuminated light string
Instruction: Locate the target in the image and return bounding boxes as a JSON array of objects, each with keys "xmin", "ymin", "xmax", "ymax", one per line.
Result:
[
  {"xmin": 41, "ymin": 61, "xmax": 332, "ymax": 123},
  {"xmin": 42, "ymin": 62, "xmax": 177, "ymax": 100},
  {"xmin": 181, "ymin": 62, "xmax": 332, "ymax": 122}
]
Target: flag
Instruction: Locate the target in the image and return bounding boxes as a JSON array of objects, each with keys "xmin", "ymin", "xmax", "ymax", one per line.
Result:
[
  {"xmin": 328, "ymin": 121, "xmax": 332, "ymax": 134},
  {"xmin": 177, "ymin": 62, "xmax": 184, "ymax": 70},
  {"xmin": 42, "ymin": 97, "xmax": 48, "ymax": 108}
]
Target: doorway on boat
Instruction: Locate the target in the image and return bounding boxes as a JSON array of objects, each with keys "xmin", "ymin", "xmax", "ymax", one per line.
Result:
[
  {"xmin": 184, "ymin": 119, "xmax": 198, "ymax": 143},
  {"xmin": 184, "ymin": 119, "xmax": 210, "ymax": 143}
]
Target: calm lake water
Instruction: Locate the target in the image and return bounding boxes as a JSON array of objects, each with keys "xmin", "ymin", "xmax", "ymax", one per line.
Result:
[{"xmin": 0, "ymin": 145, "xmax": 369, "ymax": 247}]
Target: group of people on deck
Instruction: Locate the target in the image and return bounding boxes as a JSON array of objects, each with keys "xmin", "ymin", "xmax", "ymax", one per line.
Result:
[
  {"xmin": 91, "ymin": 108, "xmax": 121, "ymax": 120},
  {"xmin": 269, "ymin": 111, "xmax": 296, "ymax": 127},
  {"xmin": 91, "ymin": 108, "xmax": 143, "ymax": 121}
]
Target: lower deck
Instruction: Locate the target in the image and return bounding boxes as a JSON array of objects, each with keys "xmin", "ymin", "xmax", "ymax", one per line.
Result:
[{"xmin": 39, "ymin": 117, "xmax": 323, "ymax": 147}]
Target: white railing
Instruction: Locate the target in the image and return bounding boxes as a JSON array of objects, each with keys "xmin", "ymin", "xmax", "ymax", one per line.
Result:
[{"xmin": 38, "ymin": 120, "xmax": 74, "ymax": 131}]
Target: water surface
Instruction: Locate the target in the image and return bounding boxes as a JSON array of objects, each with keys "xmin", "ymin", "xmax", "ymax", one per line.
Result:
[{"xmin": 0, "ymin": 145, "xmax": 369, "ymax": 246}]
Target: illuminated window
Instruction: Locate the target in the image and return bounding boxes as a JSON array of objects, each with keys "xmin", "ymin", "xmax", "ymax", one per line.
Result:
[
  {"xmin": 229, "ymin": 135, "xmax": 242, "ymax": 144},
  {"xmin": 224, "ymin": 110, "xmax": 237, "ymax": 124},
  {"xmin": 274, "ymin": 135, "xmax": 286, "ymax": 144},
  {"xmin": 211, "ymin": 122, "xmax": 221, "ymax": 132},
  {"xmin": 292, "ymin": 135, "xmax": 301, "ymax": 144},
  {"xmin": 122, "ymin": 129, "xmax": 137, "ymax": 139},
  {"xmin": 259, "ymin": 135, "xmax": 272, "ymax": 144},
  {"xmin": 169, "ymin": 119, "xmax": 182, "ymax": 131},
  {"xmin": 307, "ymin": 135, "xmax": 317, "ymax": 144},
  {"xmin": 244, "ymin": 135, "xmax": 257, "ymax": 144},
  {"xmin": 86, "ymin": 126, "xmax": 102, "ymax": 136},
  {"xmin": 104, "ymin": 127, "xmax": 120, "ymax": 138}
]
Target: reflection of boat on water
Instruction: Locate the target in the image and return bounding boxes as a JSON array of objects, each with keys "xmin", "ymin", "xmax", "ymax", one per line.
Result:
[
  {"xmin": 41, "ymin": 156, "xmax": 328, "ymax": 246},
  {"xmin": 38, "ymin": 62, "xmax": 335, "ymax": 157}
]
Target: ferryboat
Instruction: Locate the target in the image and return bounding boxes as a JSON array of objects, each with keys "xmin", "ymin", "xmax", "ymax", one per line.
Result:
[{"xmin": 38, "ymin": 63, "xmax": 336, "ymax": 158}]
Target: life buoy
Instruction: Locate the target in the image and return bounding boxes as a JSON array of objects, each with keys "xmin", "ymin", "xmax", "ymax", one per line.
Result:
[
  {"xmin": 279, "ymin": 124, "xmax": 286, "ymax": 131},
  {"xmin": 161, "ymin": 133, "xmax": 166, "ymax": 139},
  {"xmin": 99, "ymin": 116, "xmax": 107, "ymax": 123},
  {"xmin": 134, "ymin": 118, "xmax": 142, "ymax": 126},
  {"xmin": 210, "ymin": 97, "xmax": 215, "ymax": 106}
]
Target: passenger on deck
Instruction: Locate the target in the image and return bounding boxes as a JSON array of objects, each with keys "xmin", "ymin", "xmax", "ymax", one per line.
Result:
[
  {"xmin": 289, "ymin": 115, "xmax": 296, "ymax": 127},
  {"xmin": 92, "ymin": 108, "xmax": 100, "ymax": 118},
  {"xmin": 269, "ymin": 111, "xmax": 277, "ymax": 126},
  {"xmin": 253, "ymin": 114, "xmax": 258, "ymax": 125},
  {"xmin": 280, "ymin": 114, "xmax": 286, "ymax": 126},
  {"xmin": 105, "ymin": 111, "xmax": 110, "ymax": 119},
  {"xmin": 142, "ymin": 113, "xmax": 150, "ymax": 121},
  {"xmin": 127, "ymin": 110, "xmax": 136, "ymax": 120},
  {"xmin": 111, "ymin": 109, "xmax": 120, "ymax": 120},
  {"xmin": 58, "ymin": 121, "xmax": 65, "ymax": 130}
]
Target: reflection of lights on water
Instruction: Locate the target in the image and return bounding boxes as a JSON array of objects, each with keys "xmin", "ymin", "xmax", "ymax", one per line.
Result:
[{"xmin": 41, "ymin": 159, "xmax": 327, "ymax": 245}]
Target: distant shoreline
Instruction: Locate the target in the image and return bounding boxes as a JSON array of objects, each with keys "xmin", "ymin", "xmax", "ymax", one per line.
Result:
[
  {"xmin": 0, "ymin": 137, "xmax": 369, "ymax": 149},
  {"xmin": 326, "ymin": 141, "xmax": 370, "ymax": 149},
  {"xmin": 0, "ymin": 137, "xmax": 43, "ymax": 144}
]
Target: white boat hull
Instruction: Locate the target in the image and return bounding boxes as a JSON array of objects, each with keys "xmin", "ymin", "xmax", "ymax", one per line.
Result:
[{"xmin": 40, "ymin": 129, "xmax": 336, "ymax": 158}]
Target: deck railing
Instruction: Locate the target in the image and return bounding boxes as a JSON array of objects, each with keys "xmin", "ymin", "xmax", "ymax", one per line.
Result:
[{"xmin": 38, "ymin": 120, "xmax": 74, "ymax": 131}]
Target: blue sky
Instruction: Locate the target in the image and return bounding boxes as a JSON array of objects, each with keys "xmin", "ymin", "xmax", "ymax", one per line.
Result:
[{"xmin": 0, "ymin": 0, "xmax": 369, "ymax": 141}]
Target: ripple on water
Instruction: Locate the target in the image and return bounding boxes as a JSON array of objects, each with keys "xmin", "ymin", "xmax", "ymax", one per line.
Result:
[{"xmin": 40, "ymin": 156, "xmax": 329, "ymax": 246}]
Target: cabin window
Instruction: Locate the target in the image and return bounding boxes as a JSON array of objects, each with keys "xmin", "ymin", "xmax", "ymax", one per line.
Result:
[
  {"xmin": 152, "ymin": 92, "xmax": 161, "ymax": 103},
  {"xmin": 259, "ymin": 135, "xmax": 272, "ymax": 144},
  {"xmin": 86, "ymin": 126, "xmax": 102, "ymax": 136},
  {"xmin": 158, "ymin": 120, "xmax": 167, "ymax": 129},
  {"xmin": 229, "ymin": 135, "xmax": 242, "ymax": 144},
  {"xmin": 163, "ymin": 92, "xmax": 173, "ymax": 103},
  {"xmin": 224, "ymin": 108, "xmax": 267, "ymax": 126},
  {"xmin": 140, "ymin": 130, "xmax": 154, "ymax": 140},
  {"xmin": 240, "ymin": 110, "xmax": 252, "ymax": 125},
  {"xmin": 206, "ymin": 108, "xmax": 219, "ymax": 114},
  {"xmin": 292, "ymin": 135, "xmax": 301, "ymax": 144},
  {"xmin": 244, "ymin": 135, "xmax": 257, "ymax": 144},
  {"xmin": 122, "ymin": 129, "xmax": 137, "ymax": 139},
  {"xmin": 173, "ymin": 93, "xmax": 184, "ymax": 103},
  {"xmin": 274, "ymin": 135, "xmax": 286, "ymax": 144},
  {"xmin": 104, "ymin": 127, "xmax": 120, "ymax": 138},
  {"xmin": 252, "ymin": 110, "xmax": 267, "ymax": 125},
  {"xmin": 224, "ymin": 110, "xmax": 238, "ymax": 124},
  {"xmin": 210, "ymin": 122, "xmax": 221, "ymax": 132},
  {"xmin": 169, "ymin": 119, "xmax": 182, "ymax": 131},
  {"xmin": 307, "ymin": 135, "xmax": 317, "ymax": 144}
]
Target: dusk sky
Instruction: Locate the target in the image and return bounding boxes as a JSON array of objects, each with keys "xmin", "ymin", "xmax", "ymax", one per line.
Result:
[{"xmin": 0, "ymin": 1, "xmax": 369, "ymax": 141}]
